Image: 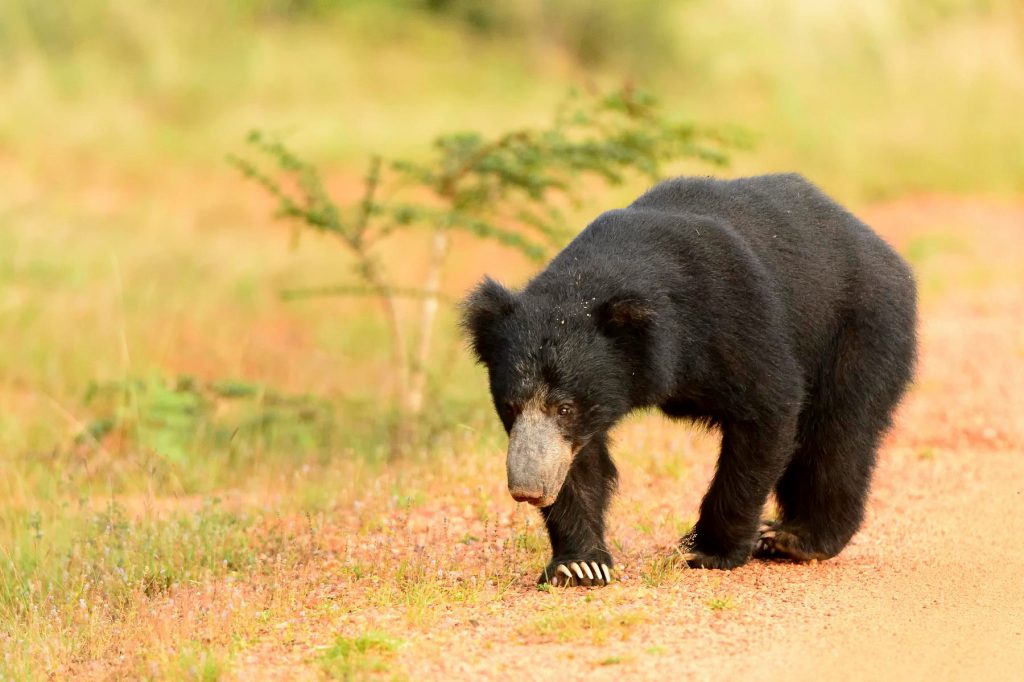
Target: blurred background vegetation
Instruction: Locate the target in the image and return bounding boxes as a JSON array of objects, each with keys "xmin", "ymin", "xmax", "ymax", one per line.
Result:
[
  {"xmin": 2, "ymin": 0, "xmax": 1023, "ymax": 492},
  {"xmin": 3, "ymin": 0, "xmax": 1024, "ymax": 491},
  {"xmin": 2, "ymin": 1, "xmax": 1023, "ymax": 675},
  {"xmin": 4, "ymin": 0, "xmax": 1023, "ymax": 194}
]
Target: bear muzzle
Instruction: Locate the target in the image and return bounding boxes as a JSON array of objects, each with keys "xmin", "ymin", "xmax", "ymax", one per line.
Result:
[{"xmin": 506, "ymin": 408, "xmax": 573, "ymax": 507}]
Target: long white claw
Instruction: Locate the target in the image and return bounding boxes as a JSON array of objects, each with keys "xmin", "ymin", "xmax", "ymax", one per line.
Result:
[
  {"xmin": 601, "ymin": 564, "xmax": 611, "ymax": 583},
  {"xmin": 681, "ymin": 552, "xmax": 698, "ymax": 562},
  {"xmin": 570, "ymin": 562, "xmax": 584, "ymax": 580},
  {"xmin": 590, "ymin": 562, "xmax": 601, "ymax": 582},
  {"xmin": 580, "ymin": 562, "xmax": 594, "ymax": 580},
  {"xmin": 557, "ymin": 564, "xmax": 573, "ymax": 580}
]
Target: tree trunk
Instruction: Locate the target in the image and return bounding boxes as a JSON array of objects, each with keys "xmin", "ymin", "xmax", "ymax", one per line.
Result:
[
  {"xmin": 407, "ymin": 225, "xmax": 451, "ymax": 417},
  {"xmin": 359, "ymin": 260, "xmax": 413, "ymax": 456}
]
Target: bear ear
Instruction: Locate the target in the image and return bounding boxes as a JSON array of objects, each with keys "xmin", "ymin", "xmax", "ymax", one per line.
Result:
[
  {"xmin": 460, "ymin": 277, "xmax": 517, "ymax": 363},
  {"xmin": 595, "ymin": 293, "xmax": 655, "ymax": 335}
]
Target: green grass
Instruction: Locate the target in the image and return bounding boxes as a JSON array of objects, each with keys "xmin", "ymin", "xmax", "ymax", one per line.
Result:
[
  {"xmin": 319, "ymin": 631, "xmax": 405, "ymax": 680},
  {"xmin": 169, "ymin": 642, "xmax": 229, "ymax": 682},
  {"xmin": 639, "ymin": 555, "xmax": 682, "ymax": 588},
  {"xmin": 525, "ymin": 603, "xmax": 649, "ymax": 644},
  {"xmin": 0, "ymin": 498, "xmax": 271, "ymax": 678},
  {"xmin": 0, "ymin": 499, "xmax": 255, "ymax": 620},
  {"xmin": 706, "ymin": 596, "xmax": 737, "ymax": 612}
]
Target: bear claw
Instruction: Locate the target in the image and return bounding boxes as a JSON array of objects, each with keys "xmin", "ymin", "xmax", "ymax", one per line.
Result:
[
  {"xmin": 677, "ymin": 546, "xmax": 749, "ymax": 570},
  {"xmin": 753, "ymin": 527, "xmax": 830, "ymax": 562},
  {"xmin": 544, "ymin": 561, "xmax": 613, "ymax": 587}
]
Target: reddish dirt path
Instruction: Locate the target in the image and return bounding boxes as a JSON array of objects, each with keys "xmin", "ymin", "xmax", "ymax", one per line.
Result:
[
  {"xmin": 224, "ymin": 197, "xmax": 1024, "ymax": 681},
  {"xmin": 408, "ymin": 452, "xmax": 1024, "ymax": 681}
]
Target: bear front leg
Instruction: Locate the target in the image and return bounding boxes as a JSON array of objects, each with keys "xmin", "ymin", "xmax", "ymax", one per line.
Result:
[
  {"xmin": 682, "ymin": 414, "xmax": 797, "ymax": 569},
  {"xmin": 538, "ymin": 438, "xmax": 617, "ymax": 587}
]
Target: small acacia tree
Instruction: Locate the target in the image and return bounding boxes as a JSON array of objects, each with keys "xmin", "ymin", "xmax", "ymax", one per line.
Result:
[{"xmin": 231, "ymin": 86, "xmax": 737, "ymax": 451}]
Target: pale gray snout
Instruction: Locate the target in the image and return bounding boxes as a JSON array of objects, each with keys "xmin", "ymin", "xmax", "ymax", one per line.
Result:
[{"xmin": 506, "ymin": 409, "xmax": 573, "ymax": 507}]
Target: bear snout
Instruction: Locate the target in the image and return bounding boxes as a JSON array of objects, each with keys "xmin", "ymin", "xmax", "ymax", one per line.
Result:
[
  {"xmin": 508, "ymin": 487, "xmax": 546, "ymax": 506},
  {"xmin": 506, "ymin": 409, "xmax": 572, "ymax": 508}
]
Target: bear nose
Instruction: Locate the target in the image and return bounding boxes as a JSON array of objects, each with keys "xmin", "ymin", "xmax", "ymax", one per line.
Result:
[{"xmin": 509, "ymin": 486, "xmax": 545, "ymax": 506}]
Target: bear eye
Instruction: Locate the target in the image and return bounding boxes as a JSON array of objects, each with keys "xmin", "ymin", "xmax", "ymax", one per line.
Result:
[
  {"xmin": 504, "ymin": 401, "xmax": 521, "ymax": 416},
  {"xmin": 557, "ymin": 403, "xmax": 574, "ymax": 417}
]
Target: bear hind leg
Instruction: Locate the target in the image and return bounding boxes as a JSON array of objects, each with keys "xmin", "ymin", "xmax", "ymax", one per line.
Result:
[
  {"xmin": 756, "ymin": 416, "xmax": 882, "ymax": 561},
  {"xmin": 756, "ymin": 310, "xmax": 915, "ymax": 562}
]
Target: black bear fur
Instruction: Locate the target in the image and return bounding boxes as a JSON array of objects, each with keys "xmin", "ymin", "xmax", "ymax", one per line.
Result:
[{"xmin": 463, "ymin": 173, "xmax": 917, "ymax": 583}]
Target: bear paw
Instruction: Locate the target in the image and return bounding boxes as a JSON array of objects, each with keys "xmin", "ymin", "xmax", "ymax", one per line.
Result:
[
  {"xmin": 677, "ymin": 529, "xmax": 752, "ymax": 569},
  {"xmin": 753, "ymin": 527, "xmax": 831, "ymax": 562},
  {"xmin": 678, "ymin": 549, "xmax": 749, "ymax": 570},
  {"xmin": 539, "ymin": 559, "xmax": 613, "ymax": 587}
]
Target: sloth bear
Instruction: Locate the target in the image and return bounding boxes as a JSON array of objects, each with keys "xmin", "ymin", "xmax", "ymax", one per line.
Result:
[{"xmin": 462, "ymin": 174, "xmax": 917, "ymax": 587}]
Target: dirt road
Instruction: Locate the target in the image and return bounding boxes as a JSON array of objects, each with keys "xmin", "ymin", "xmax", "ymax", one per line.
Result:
[{"xmin": 406, "ymin": 451, "xmax": 1024, "ymax": 681}]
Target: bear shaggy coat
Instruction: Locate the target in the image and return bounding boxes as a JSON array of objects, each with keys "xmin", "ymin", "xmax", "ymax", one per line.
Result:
[{"xmin": 462, "ymin": 174, "xmax": 917, "ymax": 587}]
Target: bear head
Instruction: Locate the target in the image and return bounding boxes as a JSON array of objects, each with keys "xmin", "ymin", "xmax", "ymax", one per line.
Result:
[{"xmin": 461, "ymin": 276, "xmax": 655, "ymax": 507}]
